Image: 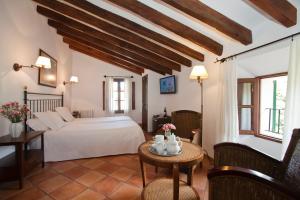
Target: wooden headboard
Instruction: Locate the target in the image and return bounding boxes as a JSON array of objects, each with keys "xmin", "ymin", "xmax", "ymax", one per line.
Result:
[{"xmin": 24, "ymin": 87, "xmax": 64, "ymax": 131}]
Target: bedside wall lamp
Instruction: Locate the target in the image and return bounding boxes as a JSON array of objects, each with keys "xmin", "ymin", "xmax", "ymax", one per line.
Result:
[
  {"xmin": 13, "ymin": 56, "xmax": 51, "ymax": 71},
  {"xmin": 63, "ymin": 76, "xmax": 79, "ymax": 85}
]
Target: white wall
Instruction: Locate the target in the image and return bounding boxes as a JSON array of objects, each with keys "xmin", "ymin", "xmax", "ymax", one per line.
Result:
[
  {"xmin": 0, "ymin": 0, "xmax": 72, "ymax": 157},
  {"xmin": 165, "ymin": 67, "xmax": 202, "ymax": 113},
  {"xmin": 239, "ymin": 135, "xmax": 282, "ymax": 159},
  {"xmin": 144, "ymin": 70, "xmax": 166, "ymax": 132},
  {"xmin": 71, "ymin": 51, "xmax": 142, "ymax": 123}
]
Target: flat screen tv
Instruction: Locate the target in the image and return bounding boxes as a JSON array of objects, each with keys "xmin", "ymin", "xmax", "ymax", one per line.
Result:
[{"xmin": 160, "ymin": 75, "xmax": 176, "ymax": 94}]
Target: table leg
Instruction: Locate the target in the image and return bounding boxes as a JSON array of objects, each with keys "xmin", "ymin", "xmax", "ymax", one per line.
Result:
[
  {"xmin": 41, "ymin": 134, "xmax": 45, "ymax": 168},
  {"xmin": 173, "ymin": 164, "xmax": 179, "ymax": 200},
  {"xmin": 24, "ymin": 143, "xmax": 28, "ymax": 160},
  {"xmin": 140, "ymin": 159, "xmax": 146, "ymax": 187},
  {"xmin": 199, "ymin": 161, "xmax": 203, "ymax": 168},
  {"xmin": 187, "ymin": 165, "xmax": 196, "ymax": 186},
  {"xmin": 16, "ymin": 144, "xmax": 24, "ymax": 189}
]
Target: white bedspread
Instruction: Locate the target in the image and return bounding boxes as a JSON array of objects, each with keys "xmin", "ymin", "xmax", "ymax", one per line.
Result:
[
  {"xmin": 73, "ymin": 116, "xmax": 131, "ymax": 124},
  {"xmin": 44, "ymin": 117, "xmax": 145, "ymax": 162}
]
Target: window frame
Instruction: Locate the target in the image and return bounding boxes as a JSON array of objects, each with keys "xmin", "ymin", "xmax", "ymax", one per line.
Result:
[
  {"xmin": 237, "ymin": 72, "xmax": 287, "ymax": 143},
  {"xmin": 256, "ymin": 72, "xmax": 287, "ymax": 143},
  {"xmin": 113, "ymin": 78, "xmax": 125, "ymax": 114}
]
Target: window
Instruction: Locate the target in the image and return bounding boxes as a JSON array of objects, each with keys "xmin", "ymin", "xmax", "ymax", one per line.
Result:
[
  {"xmin": 238, "ymin": 73, "xmax": 287, "ymax": 142},
  {"xmin": 113, "ymin": 78, "xmax": 125, "ymax": 113},
  {"xmin": 259, "ymin": 74, "xmax": 287, "ymax": 140}
]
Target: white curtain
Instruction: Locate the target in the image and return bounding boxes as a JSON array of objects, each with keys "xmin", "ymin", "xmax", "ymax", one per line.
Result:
[
  {"xmin": 107, "ymin": 77, "xmax": 114, "ymax": 114},
  {"xmin": 124, "ymin": 78, "xmax": 130, "ymax": 113},
  {"xmin": 216, "ymin": 58, "xmax": 239, "ymax": 143},
  {"xmin": 282, "ymin": 37, "xmax": 300, "ymax": 157}
]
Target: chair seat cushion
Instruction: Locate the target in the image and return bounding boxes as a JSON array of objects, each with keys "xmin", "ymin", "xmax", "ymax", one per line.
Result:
[{"xmin": 142, "ymin": 178, "xmax": 199, "ymax": 200}]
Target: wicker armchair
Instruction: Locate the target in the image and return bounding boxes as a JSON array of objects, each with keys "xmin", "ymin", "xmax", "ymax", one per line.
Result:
[
  {"xmin": 171, "ymin": 110, "xmax": 202, "ymax": 145},
  {"xmin": 208, "ymin": 129, "xmax": 300, "ymax": 200}
]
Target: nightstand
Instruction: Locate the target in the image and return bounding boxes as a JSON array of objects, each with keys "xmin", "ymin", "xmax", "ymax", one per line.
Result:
[{"xmin": 0, "ymin": 131, "xmax": 44, "ymax": 189}]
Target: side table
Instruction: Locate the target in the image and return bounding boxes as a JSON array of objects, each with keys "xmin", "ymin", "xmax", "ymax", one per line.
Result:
[
  {"xmin": 138, "ymin": 141, "xmax": 204, "ymax": 200},
  {"xmin": 0, "ymin": 131, "xmax": 45, "ymax": 189}
]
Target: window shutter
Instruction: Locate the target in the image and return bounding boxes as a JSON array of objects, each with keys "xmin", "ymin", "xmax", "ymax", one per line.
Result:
[{"xmin": 237, "ymin": 78, "xmax": 259, "ymax": 135}]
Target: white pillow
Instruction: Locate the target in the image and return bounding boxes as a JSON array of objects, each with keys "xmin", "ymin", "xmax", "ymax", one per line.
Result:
[
  {"xmin": 34, "ymin": 112, "xmax": 56, "ymax": 130},
  {"xmin": 55, "ymin": 107, "xmax": 74, "ymax": 122},
  {"xmin": 27, "ymin": 118, "xmax": 49, "ymax": 131},
  {"xmin": 47, "ymin": 112, "xmax": 66, "ymax": 129},
  {"xmin": 34, "ymin": 112, "xmax": 66, "ymax": 130}
]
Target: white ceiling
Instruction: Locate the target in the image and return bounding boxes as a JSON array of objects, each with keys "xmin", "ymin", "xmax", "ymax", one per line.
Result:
[
  {"xmin": 237, "ymin": 45, "xmax": 290, "ymax": 77},
  {"xmin": 194, "ymin": 0, "xmax": 267, "ymax": 29}
]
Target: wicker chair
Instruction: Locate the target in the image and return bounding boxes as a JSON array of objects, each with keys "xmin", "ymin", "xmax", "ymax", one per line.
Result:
[
  {"xmin": 171, "ymin": 110, "xmax": 202, "ymax": 145},
  {"xmin": 208, "ymin": 129, "xmax": 300, "ymax": 200}
]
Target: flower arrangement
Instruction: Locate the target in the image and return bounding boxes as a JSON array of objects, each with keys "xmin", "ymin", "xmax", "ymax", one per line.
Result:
[
  {"xmin": 0, "ymin": 102, "xmax": 29, "ymax": 123},
  {"xmin": 162, "ymin": 123, "xmax": 176, "ymax": 132}
]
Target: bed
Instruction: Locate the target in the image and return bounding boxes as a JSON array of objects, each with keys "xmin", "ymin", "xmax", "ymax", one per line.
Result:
[
  {"xmin": 73, "ymin": 115, "xmax": 132, "ymax": 124},
  {"xmin": 24, "ymin": 89, "xmax": 145, "ymax": 162}
]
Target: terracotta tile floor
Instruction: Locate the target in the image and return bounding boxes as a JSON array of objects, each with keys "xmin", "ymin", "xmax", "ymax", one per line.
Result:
[{"xmin": 0, "ymin": 134, "xmax": 212, "ymax": 200}]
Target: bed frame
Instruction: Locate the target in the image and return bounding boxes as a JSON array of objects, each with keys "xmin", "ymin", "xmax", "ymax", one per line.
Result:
[{"xmin": 24, "ymin": 87, "xmax": 64, "ymax": 132}]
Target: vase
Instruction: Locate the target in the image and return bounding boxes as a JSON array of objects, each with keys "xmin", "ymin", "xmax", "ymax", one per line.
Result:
[
  {"xmin": 10, "ymin": 122, "xmax": 23, "ymax": 138},
  {"xmin": 164, "ymin": 130, "xmax": 172, "ymax": 139}
]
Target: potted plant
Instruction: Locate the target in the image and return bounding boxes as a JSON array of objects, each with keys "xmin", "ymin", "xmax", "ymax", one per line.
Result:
[
  {"xmin": 0, "ymin": 102, "xmax": 29, "ymax": 138},
  {"xmin": 162, "ymin": 123, "xmax": 176, "ymax": 138}
]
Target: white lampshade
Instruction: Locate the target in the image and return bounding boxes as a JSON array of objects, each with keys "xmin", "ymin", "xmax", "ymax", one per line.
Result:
[
  {"xmin": 35, "ymin": 56, "xmax": 51, "ymax": 69},
  {"xmin": 70, "ymin": 76, "xmax": 79, "ymax": 83},
  {"xmin": 189, "ymin": 65, "xmax": 208, "ymax": 80}
]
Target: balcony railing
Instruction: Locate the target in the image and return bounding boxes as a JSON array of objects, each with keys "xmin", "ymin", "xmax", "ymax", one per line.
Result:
[{"xmin": 265, "ymin": 108, "xmax": 285, "ymax": 134}]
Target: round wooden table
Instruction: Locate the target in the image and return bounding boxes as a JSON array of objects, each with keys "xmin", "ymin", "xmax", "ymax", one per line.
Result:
[{"xmin": 138, "ymin": 141, "xmax": 204, "ymax": 200}]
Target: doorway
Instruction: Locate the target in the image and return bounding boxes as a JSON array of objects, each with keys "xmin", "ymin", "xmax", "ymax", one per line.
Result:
[{"xmin": 142, "ymin": 75, "xmax": 148, "ymax": 131}]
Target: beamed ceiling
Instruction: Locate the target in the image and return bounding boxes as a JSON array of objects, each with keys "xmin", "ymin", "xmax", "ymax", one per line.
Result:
[{"xmin": 33, "ymin": 0, "xmax": 297, "ymax": 75}]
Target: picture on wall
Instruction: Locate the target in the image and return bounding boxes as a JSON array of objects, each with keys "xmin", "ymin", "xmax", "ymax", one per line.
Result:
[
  {"xmin": 38, "ymin": 49, "xmax": 57, "ymax": 88},
  {"xmin": 160, "ymin": 75, "xmax": 176, "ymax": 94}
]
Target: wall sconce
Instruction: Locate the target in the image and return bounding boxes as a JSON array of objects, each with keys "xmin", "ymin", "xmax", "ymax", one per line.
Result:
[
  {"xmin": 63, "ymin": 76, "xmax": 79, "ymax": 85},
  {"xmin": 13, "ymin": 56, "xmax": 51, "ymax": 71}
]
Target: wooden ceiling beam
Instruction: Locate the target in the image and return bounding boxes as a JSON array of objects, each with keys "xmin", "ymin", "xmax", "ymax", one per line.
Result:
[
  {"xmin": 60, "ymin": 31, "xmax": 171, "ymax": 75},
  {"xmin": 43, "ymin": 13, "xmax": 180, "ymax": 71},
  {"xmin": 68, "ymin": 41, "xmax": 166, "ymax": 75},
  {"xmin": 50, "ymin": 21, "xmax": 172, "ymax": 74},
  {"xmin": 161, "ymin": 0, "xmax": 252, "ymax": 45},
  {"xmin": 248, "ymin": 0, "xmax": 297, "ymax": 27},
  {"xmin": 63, "ymin": 0, "xmax": 204, "ymax": 61},
  {"xmin": 69, "ymin": 44, "xmax": 165, "ymax": 75},
  {"xmin": 69, "ymin": 45, "xmax": 142, "ymax": 75},
  {"xmin": 107, "ymin": 0, "xmax": 223, "ymax": 55},
  {"xmin": 33, "ymin": 0, "xmax": 192, "ymax": 66}
]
